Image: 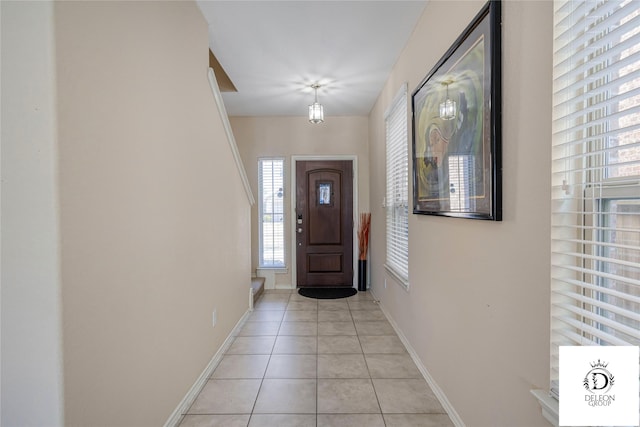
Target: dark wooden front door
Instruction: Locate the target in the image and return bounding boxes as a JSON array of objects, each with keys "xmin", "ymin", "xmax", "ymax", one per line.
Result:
[{"xmin": 296, "ymin": 160, "xmax": 353, "ymax": 287}]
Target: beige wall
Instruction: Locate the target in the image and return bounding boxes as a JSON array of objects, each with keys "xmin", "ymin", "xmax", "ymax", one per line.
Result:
[
  {"xmin": 368, "ymin": 1, "xmax": 552, "ymax": 426},
  {"xmin": 1, "ymin": 2, "xmax": 64, "ymax": 425},
  {"xmin": 230, "ymin": 116, "xmax": 370, "ymax": 287},
  {"xmin": 55, "ymin": 2, "xmax": 251, "ymax": 425}
]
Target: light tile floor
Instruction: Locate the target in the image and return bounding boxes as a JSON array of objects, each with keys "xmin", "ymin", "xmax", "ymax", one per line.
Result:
[{"xmin": 178, "ymin": 290, "xmax": 455, "ymax": 427}]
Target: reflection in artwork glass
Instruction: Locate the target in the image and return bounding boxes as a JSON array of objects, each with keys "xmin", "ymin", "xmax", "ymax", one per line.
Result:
[
  {"xmin": 448, "ymin": 155, "xmax": 476, "ymax": 212},
  {"xmin": 414, "ymin": 36, "xmax": 486, "ymax": 213},
  {"xmin": 319, "ymin": 183, "xmax": 331, "ymax": 205}
]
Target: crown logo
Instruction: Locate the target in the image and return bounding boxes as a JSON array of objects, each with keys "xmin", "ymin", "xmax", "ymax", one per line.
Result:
[{"xmin": 590, "ymin": 359, "xmax": 609, "ymax": 369}]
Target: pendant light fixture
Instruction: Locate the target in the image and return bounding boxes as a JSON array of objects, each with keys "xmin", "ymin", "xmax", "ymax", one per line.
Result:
[
  {"xmin": 308, "ymin": 83, "xmax": 324, "ymax": 124},
  {"xmin": 439, "ymin": 80, "xmax": 457, "ymax": 121}
]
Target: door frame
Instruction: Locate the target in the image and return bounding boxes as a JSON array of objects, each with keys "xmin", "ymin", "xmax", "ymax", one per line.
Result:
[{"xmin": 291, "ymin": 155, "xmax": 358, "ymax": 289}]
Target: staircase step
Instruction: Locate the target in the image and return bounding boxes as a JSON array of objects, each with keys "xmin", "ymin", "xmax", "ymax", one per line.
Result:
[{"xmin": 251, "ymin": 277, "xmax": 265, "ymax": 304}]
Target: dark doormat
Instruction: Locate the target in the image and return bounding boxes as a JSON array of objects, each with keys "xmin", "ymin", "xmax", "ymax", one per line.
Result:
[{"xmin": 298, "ymin": 287, "xmax": 357, "ymax": 299}]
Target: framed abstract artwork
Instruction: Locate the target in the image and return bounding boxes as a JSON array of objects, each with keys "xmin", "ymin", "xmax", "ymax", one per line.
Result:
[{"xmin": 412, "ymin": 1, "xmax": 502, "ymax": 220}]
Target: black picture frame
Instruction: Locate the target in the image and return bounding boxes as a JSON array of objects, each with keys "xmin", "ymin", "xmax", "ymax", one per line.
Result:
[{"xmin": 412, "ymin": 1, "xmax": 502, "ymax": 220}]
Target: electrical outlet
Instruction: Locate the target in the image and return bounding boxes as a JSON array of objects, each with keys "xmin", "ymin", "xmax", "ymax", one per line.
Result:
[{"xmin": 212, "ymin": 309, "xmax": 217, "ymax": 327}]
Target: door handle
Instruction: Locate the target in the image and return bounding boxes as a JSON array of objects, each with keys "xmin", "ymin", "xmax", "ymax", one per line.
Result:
[{"xmin": 297, "ymin": 228, "xmax": 303, "ymax": 234}]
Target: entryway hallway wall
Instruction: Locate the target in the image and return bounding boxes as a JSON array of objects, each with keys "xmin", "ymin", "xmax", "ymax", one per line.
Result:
[
  {"xmin": 2, "ymin": 2, "xmax": 252, "ymax": 426},
  {"xmin": 231, "ymin": 117, "xmax": 370, "ymax": 289}
]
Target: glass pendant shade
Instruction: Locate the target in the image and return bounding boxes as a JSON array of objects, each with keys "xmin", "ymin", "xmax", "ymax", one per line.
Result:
[
  {"xmin": 439, "ymin": 98, "xmax": 457, "ymax": 120},
  {"xmin": 439, "ymin": 81, "xmax": 457, "ymax": 120},
  {"xmin": 309, "ymin": 102, "xmax": 324, "ymax": 123},
  {"xmin": 308, "ymin": 84, "xmax": 324, "ymax": 124}
]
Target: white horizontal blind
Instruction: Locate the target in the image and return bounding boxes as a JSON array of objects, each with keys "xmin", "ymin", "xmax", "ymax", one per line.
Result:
[
  {"xmin": 259, "ymin": 158, "xmax": 285, "ymax": 267},
  {"xmin": 551, "ymin": 0, "xmax": 640, "ymax": 399},
  {"xmin": 385, "ymin": 84, "xmax": 409, "ymax": 284}
]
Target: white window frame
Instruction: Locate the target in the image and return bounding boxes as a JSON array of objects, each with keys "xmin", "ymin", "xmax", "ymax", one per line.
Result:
[
  {"xmin": 384, "ymin": 83, "xmax": 410, "ymax": 289},
  {"xmin": 536, "ymin": 1, "xmax": 640, "ymax": 423},
  {"xmin": 258, "ymin": 157, "xmax": 286, "ymax": 269}
]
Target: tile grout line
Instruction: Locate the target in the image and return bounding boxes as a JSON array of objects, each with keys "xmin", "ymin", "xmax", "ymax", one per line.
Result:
[
  {"xmin": 207, "ymin": 290, "xmax": 444, "ymax": 427},
  {"xmin": 352, "ymin": 296, "xmax": 387, "ymax": 425},
  {"xmin": 245, "ymin": 292, "xmax": 289, "ymax": 425}
]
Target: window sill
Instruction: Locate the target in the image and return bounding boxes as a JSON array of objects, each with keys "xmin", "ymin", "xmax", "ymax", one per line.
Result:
[
  {"xmin": 257, "ymin": 266, "xmax": 288, "ymax": 274},
  {"xmin": 531, "ymin": 390, "xmax": 559, "ymax": 427},
  {"xmin": 384, "ymin": 264, "xmax": 410, "ymax": 292}
]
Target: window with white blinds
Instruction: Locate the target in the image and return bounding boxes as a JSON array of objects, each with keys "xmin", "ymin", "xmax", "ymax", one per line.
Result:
[
  {"xmin": 385, "ymin": 84, "xmax": 410, "ymax": 286},
  {"xmin": 259, "ymin": 158, "xmax": 285, "ymax": 268},
  {"xmin": 551, "ymin": 0, "xmax": 640, "ymax": 399}
]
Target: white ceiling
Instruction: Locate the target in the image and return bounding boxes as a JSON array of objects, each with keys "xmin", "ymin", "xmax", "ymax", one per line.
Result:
[{"xmin": 197, "ymin": 1, "xmax": 427, "ymax": 117}]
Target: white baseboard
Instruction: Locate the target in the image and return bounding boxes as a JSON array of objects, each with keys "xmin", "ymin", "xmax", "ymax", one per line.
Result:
[
  {"xmin": 163, "ymin": 309, "xmax": 251, "ymax": 427},
  {"xmin": 370, "ymin": 291, "xmax": 466, "ymax": 427}
]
